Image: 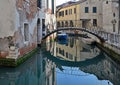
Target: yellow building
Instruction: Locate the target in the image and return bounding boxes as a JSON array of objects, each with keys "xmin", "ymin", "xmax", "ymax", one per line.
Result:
[
  {"xmin": 56, "ymin": 1, "xmax": 82, "ymax": 27},
  {"xmin": 56, "ymin": 0, "xmax": 104, "ymax": 30}
]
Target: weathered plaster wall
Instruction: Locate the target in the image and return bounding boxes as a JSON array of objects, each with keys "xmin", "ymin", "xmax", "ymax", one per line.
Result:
[
  {"xmin": 0, "ymin": 0, "xmax": 17, "ymax": 58},
  {"xmin": 15, "ymin": 0, "xmax": 38, "ymax": 57},
  {"xmin": 0, "ymin": 0, "xmax": 56, "ymax": 60},
  {"xmin": 0, "ymin": 0, "xmax": 16, "ymax": 38},
  {"xmin": 0, "ymin": 0, "xmax": 38, "ymax": 58}
]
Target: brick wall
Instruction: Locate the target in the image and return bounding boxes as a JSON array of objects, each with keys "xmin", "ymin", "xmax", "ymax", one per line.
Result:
[{"xmin": 17, "ymin": 0, "xmax": 37, "ymax": 20}]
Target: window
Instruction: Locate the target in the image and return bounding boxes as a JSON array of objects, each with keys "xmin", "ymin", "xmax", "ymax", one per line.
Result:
[
  {"xmin": 74, "ymin": 8, "xmax": 76, "ymax": 14},
  {"xmin": 24, "ymin": 23, "xmax": 29, "ymax": 41},
  {"xmin": 62, "ymin": 11, "xmax": 64, "ymax": 17},
  {"xmin": 69, "ymin": 54, "xmax": 73, "ymax": 60},
  {"xmin": 56, "ymin": 47, "xmax": 58, "ymax": 53},
  {"xmin": 65, "ymin": 10, "xmax": 68, "ymax": 15},
  {"xmin": 37, "ymin": 0, "xmax": 42, "ymax": 8},
  {"xmin": 113, "ymin": 13, "xmax": 115, "ymax": 17},
  {"xmin": 62, "ymin": 21, "xmax": 64, "ymax": 27},
  {"xmin": 59, "ymin": 48, "xmax": 61, "ymax": 53},
  {"xmin": 62, "ymin": 50, "xmax": 64, "ymax": 56},
  {"xmin": 42, "ymin": 60, "xmax": 46, "ymax": 72},
  {"xmin": 106, "ymin": 1, "xmax": 108, "ymax": 4},
  {"xmin": 85, "ymin": 7, "xmax": 89, "ymax": 13},
  {"xmin": 66, "ymin": 52, "xmax": 68, "ymax": 58},
  {"xmin": 93, "ymin": 7, "xmax": 97, "ymax": 13},
  {"xmin": 52, "ymin": 0, "xmax": 54, "ymax": 14},
  {"xmin": 59, "ymin": 11, "xmax": 64, "ymax": 17},
  {"xmin": 59, "ymin": 12, "xmax": 62, "ymax": 16},
  {"xmin": 42, "ymin": 19, "xmax": 45, "ymax": 31},
  {"xmin": 57, "ymin": 22, "xmax": 60, "ymax": 27},
  {"xmin": 93, "ymin": 19, "xmax": 97, "ymax": 26}
]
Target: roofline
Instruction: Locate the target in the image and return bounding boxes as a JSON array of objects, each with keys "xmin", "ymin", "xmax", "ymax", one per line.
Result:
[{"xmin": 56, "ymin": 0, "xmax": 87, "ymax": 10}]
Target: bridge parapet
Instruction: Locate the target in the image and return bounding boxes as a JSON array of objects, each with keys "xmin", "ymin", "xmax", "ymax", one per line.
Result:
[
  {"xmin": 42, "ymin": 27, "xmax": 106, "ymax": 43},
  {"xmin": 42, "ymin": 27, "xmax": 120, "ymax": 44}
]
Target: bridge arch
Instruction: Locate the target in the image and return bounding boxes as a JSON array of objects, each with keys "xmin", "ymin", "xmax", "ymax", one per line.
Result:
[
  {"xmin": 43, "ymin": 50, "xmax": 104, "ymax": 67},
  {"xmin": 42, "ymin": 27, "xmax": 105, "ymax": 43}
]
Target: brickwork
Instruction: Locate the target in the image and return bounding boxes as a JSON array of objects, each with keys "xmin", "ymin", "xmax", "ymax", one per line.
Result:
[
  {"xmin": 17, "ymin": 0, "xmax": 37, "ymax": 20},
  {"xmin": 19, "ymin": 43, "xmax": 36, "ymax": 57},
  {"xmin": 0, "ymin": 51, "xmax": 9, "ymax": 58}
]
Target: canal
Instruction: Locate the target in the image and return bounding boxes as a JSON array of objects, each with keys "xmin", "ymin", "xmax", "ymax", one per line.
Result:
[{"xmin": 0, "ymin": 36, "xmax": 120, "ymax": 85}]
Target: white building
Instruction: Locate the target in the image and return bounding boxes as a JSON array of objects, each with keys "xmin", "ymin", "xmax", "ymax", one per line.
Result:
[
  {"xmin": 103, "ymin": 0, "xmax": 119, "ymax": 33},
  {"xmin": 80, "ymin": 0, "xmax": 103, "ymax": 29},
  {"xmin": 80, "ymin": 0, "xmax": 119, "ymax": 34}
]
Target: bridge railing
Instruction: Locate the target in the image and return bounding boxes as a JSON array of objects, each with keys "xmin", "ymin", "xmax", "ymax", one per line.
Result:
[
  {"xmin": 88, "ymin": 28, "xmax": 120, "ymax": 48},
  {"xmin": 57, "ymin": 26, "xmax": 120, "ymax": 47}
]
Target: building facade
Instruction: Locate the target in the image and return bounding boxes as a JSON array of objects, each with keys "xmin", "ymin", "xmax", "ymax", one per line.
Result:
[
  {"xmin": 57, "ymin": 0, "xmax": 120, "ymax": 34},
  {"xmin": 56, "ymin": 0, "xmax": 103, "ymax": 29},
  {"xmin": 80, "ymin": 0, "xmax": 103, "ymax": 29},
  {"xmin": 103, "ymin": 0, "xmax": 119, "ymax": 33},
  {"xmin": 0, "ymin": 0, "xmax": 56, "ymax": 66},
  {"xmin": 56, "ymin": 1, "xmax": 82, "ymax": 28}
]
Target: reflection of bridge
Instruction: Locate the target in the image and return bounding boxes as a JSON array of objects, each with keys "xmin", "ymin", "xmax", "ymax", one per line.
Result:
[
  {"xmin": 42, "ymin": 50, "xmax": 119, "ymax": 85},
  {"xmin": 42, "ymin": 27, "xmax": 105, "ymax": 43},
  {"xmin": 42, "ymin": 49, "xmax": 103, "ymax": 76},
  {"xmin": 42, "ymin": 49, "xmax": 103, "ymax": 67}
]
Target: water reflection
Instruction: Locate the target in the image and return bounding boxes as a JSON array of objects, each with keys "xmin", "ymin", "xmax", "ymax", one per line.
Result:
[
  {"xmin": 0, "ymin": 52, "xmax": 56, "ymax": 85},
  {"xmin": 0, "ymin": 36, "xmax": 120, "ymax": 85},
  {"xmin": 46, "ymin": 36, "xmax": 100, "ymax": 62}
]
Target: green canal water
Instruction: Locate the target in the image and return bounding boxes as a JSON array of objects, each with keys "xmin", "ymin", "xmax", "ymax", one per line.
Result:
[{"xmin": 0, "ymin": 36, "xmax": 119, "ymax": 85}]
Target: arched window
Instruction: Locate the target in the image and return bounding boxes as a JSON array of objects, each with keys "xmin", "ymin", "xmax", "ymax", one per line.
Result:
[
  {"xmin": 65, "ymin": 21, "xmax": 68, "ymax": 27},
  {"xmin": 70, "ymin": 20, "xmax": 73, "ymax": 27},
  {"xmin": 57, "ymin": 22, "xmax": 60, "ymax": 27},
  {"xmin": 62, "ymin": 21, "xmax": 64, "ymax": 27}
]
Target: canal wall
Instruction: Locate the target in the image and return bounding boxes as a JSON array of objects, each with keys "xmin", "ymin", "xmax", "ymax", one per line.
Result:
[
  {"xmin": 0, "ymin": 48, "xmax": 38, "ymax": 67},
  {"xmin": 88, "ymin": 33, "xmax": 120, "ymax": 63},
  {"xmin": 96, "ymin": 42, "xmax": 120, "ymax": 64}
]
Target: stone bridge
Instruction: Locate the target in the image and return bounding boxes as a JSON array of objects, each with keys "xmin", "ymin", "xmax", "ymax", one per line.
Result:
[{"xmin": 42, "ymin": 27, "xmax": 105, "ymax": 43}]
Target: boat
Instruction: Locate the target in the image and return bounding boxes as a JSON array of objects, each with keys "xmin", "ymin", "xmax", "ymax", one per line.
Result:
[
  {"xmin": 57, "ymin": 39, "xmax": 68, "ymax": 45},
  {"xmin": 57, "ymin": 31, "xmax": 68, "ymax": 40}
]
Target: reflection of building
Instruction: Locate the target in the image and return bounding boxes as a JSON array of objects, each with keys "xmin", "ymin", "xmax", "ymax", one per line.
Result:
[
  {"xmin": 56, "ymin": 37, "xmax": 82, "ymax": 61},
  {"xmin": 0, "ymin": 53, "xmax": 56, "ymax": 85},
  {"xmin": 51, "ymin": 37, "xmax": 100, "ymax": 62},
  {"xmin": 79, "ymin": 53, "xmax": 120, "ymax": 85}
]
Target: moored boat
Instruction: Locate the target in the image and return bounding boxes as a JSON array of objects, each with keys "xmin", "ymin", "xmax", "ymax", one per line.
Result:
[{"xmin": 57, "ymin": 31, "xmax": 68, "ymax": 40}]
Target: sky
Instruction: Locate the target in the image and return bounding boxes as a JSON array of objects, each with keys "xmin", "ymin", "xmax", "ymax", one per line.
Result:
[{"xmin": 56, "ymin": 0, "xmax": 73, "ymax": 6}]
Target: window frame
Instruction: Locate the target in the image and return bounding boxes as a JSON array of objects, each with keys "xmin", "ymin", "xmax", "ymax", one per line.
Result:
[
  {"xmin": 85, "ymin": 7, "xmax": 89, "ymax": 13},
  {"xmin": 93, "ymin": 7, "xmax": 97, "ymax": 13}
]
